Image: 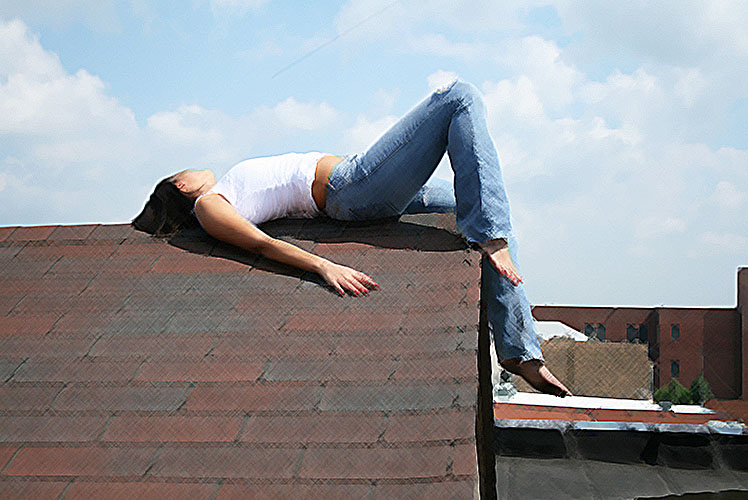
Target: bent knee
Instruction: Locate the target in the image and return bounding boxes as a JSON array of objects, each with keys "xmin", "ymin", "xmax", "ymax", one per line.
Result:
[{"xmin": 448, "ymin": 80, "xmax": 485, "ymax": 108}]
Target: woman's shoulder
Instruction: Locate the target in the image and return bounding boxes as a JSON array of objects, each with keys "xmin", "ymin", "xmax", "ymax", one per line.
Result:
[{"xmin": 193, "ymin": 191, "xmax": 228, "ymax": 212}]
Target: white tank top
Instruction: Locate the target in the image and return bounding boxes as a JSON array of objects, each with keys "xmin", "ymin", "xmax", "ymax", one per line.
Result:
[{"xmin": 198, "ymin": 152, "xmax": 327, "ymax": 225}]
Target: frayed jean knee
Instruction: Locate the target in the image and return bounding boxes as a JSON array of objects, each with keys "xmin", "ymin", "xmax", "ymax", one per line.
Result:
[{"xmin": 443, "ymin": 80, "xmax": 485, "ymax": 110}]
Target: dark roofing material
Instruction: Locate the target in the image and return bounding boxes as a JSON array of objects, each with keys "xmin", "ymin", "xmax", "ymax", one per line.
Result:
[
  {"xmin": 0, "ymin": 214, "xmax": 483, "ymax": 499},
  {"xmin": 494, "ymin": 407, "xmax": 748, "ymax": 499}
]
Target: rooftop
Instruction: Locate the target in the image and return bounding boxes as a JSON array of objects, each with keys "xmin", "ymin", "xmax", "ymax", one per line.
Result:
[{"xmin": 0, "ymin": 214, "xmax": 485, "ymax": 499}]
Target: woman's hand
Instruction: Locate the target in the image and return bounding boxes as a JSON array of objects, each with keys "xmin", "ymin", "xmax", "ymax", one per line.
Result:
[{"xmin": 318, "ymin": 260, "xmax": 379, "ymax": 297}]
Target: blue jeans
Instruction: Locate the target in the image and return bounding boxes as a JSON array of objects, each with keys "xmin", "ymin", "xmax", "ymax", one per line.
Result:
[{"xmin": 325, "ymin": 80, "xmax": 543, "ymax": 363}]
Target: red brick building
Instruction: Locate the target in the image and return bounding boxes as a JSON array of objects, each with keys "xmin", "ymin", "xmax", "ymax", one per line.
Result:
[{"xmin": 532, "ymin": 268, "xmax": 747, "ymax": 401}]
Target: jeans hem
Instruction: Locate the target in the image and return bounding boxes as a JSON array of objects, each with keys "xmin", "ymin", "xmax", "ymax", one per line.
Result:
[
  {"xmin": 461, "ymin": 230, "xmax": 515, "ymax": 246},
  {"xmin": 498, "ymin": 351, "xmax": 545, "ymax": 364}
]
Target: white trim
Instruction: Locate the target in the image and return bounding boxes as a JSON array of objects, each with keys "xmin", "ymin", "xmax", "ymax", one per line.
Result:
[{"xmin": 497, "ymin": 392, "xmax": 714, "ymax": 414}]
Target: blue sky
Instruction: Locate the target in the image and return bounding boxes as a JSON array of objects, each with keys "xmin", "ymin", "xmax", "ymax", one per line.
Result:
[{"xmin": 1, "ymin": 0, "xmax": 747, "ymax": 307}]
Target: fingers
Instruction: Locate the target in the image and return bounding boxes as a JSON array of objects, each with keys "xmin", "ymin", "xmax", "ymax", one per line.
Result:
[
  {"xmin": 347, "ymin": 276, "xmax": 371, "ymax": 296},
  {"xmin": 356, "ymin": 271, "xmax": 379, "ymax": 288},
  {"xmin": 338, "ymin": 274, "xmax": 379, "ymax": 297},
  {"xmin": 339, "ymin": 278, "xmax": 364, "ymax": 296},
  {"xmin": 324, "ymin": 263, "xmax": 379, "ymax": 297}
]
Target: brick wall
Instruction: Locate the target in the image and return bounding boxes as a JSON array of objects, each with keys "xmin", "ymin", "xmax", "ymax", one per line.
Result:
[
  {"xmin": 657, "ymin": 308, "xmax": 705, "ymax": 392},
  {"xmin": 704, "ymin": 309, "xmax": 741, "ymax": 400},
  {"xmin": 532, "ymin": 306, "xmax": 656, "ymax": 343},
  {"xmin": 739, "ymin": 268, "xmax": 748, "ymax": 400}
]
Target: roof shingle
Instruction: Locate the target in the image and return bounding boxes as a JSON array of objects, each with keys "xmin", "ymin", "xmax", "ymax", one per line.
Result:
[{"xmin": 0, "ymin": 214, "xmax": 484, "ymax": 499}]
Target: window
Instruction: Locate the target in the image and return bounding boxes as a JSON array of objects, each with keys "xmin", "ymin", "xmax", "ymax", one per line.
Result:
[
  {"xmin": 595, "ymin": 324, "xmax": 606, "ymax": 341},
  {"xmin": 626, "ymin": 324, "xmax": 638, "ymax": 343},
  {"xmin": 671, "ymin": 360, "xmax": 680, "ymax": 378},
  {"xmin": 584, "ymin": 323, "xmax": 606, "ymax": 341},
  {"xmin": 584, "ymin": 323, "xmax": 594, "ymax": 337},
  {"xmin": 639, "ymin": 324, "xmax": 648, "ymax": 343},
  {"xmin": 626, "ymin": 324, "xmax": 649, "ymax": 344},
  {"xmin": 671, "ymin": 324, "xmax": 680, "ymax": 341}
]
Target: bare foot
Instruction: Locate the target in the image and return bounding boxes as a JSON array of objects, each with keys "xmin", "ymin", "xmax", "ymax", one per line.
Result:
[
  {"xmin": 500, "ymin": 358, "xmax": 573, "ymax": 397},
  {"xmin": 477, "ymin": 239, "xmax": 522, "ymax": 286}
]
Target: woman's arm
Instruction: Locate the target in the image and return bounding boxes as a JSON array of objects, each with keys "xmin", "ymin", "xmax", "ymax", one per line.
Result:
[{"xmin": 194, "ymin": 194, "xmax": 377, "ymax": 296}]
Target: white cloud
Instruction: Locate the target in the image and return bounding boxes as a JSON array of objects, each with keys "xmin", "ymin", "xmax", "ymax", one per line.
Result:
[
  {"xmin": 148, "ymin": 105, "xmax": 226, "ymax": 145},
  {"xmin": 712, "ymin": 181, "xmax": 746, "ymax": 210},
  {"xmin": 555, "ymin": 0, "xmax": 748, "ymax": 142},
  {"xmin": 0, "ymin": 19, "xmax": 144, "ymax": 222},
  {"xmin": 485, "ymin": 76, "xmax": 545, "ymax": 122},
  {"xmin": 340, "ymin": 114, "xmax": 398, "ymax": 153},
  {"xmin": 146, "ymin": 105, "xmax": 239, "ymax": 168},
  {"xmin": 270, "ymin": 97, "xmax": 338, "ymax": 131},
  {"xmin": 497, "ymin": 36, "xmax": 584, "ymax": 114},
  {"xmin": 673, "ymin": 68, "xmax": 707, "ymax": 108},
  {"xmin": 0, "ymin": 19, "xmax": 140, "ymax": 168},
  {"xmin": 0, "ymin": 19, "xmax": 64, "ymax": 80},
  {"xmin": 0, "ymin": 0, "xmax": 120, "ymax": 32},
  {"xmin": 145, "ymin": 97, "xmax": 340, "ymax": 168}
]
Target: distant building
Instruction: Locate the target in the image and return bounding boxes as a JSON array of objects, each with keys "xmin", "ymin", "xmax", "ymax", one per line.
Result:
[{"xmin": 532, "ymin": 268, "xmax": 747, "ymax": 401}]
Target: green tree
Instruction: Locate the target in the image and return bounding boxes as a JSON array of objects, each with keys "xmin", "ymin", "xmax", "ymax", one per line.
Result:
[
  {"xmin": 654, "ymin": 378, "xmax": 691, "ymax": 405},
  {"xmin": 689, "ymin": 374, "xmax": 714, "ymax": 405}
]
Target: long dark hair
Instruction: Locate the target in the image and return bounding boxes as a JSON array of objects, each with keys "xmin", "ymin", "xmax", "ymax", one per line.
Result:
[{"xmin": 132, "ymin": 177, "xmax": 199, "ymax": 236}]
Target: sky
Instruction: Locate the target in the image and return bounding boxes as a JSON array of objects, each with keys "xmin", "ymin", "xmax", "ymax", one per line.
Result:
[{"xmin": 1, "ymin": 0, "xmax": 746, "ymax": 307}]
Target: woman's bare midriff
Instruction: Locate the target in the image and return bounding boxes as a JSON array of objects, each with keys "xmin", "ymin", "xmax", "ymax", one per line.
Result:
[{"xmin": 312, "ymin": 155, "xmax": 343, "ymax": 212}]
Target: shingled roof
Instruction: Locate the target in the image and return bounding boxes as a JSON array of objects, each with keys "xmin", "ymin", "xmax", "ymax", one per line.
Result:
[{"xmin": 0, "ymin": 214, "xmax": 489, "ymax": 499}]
